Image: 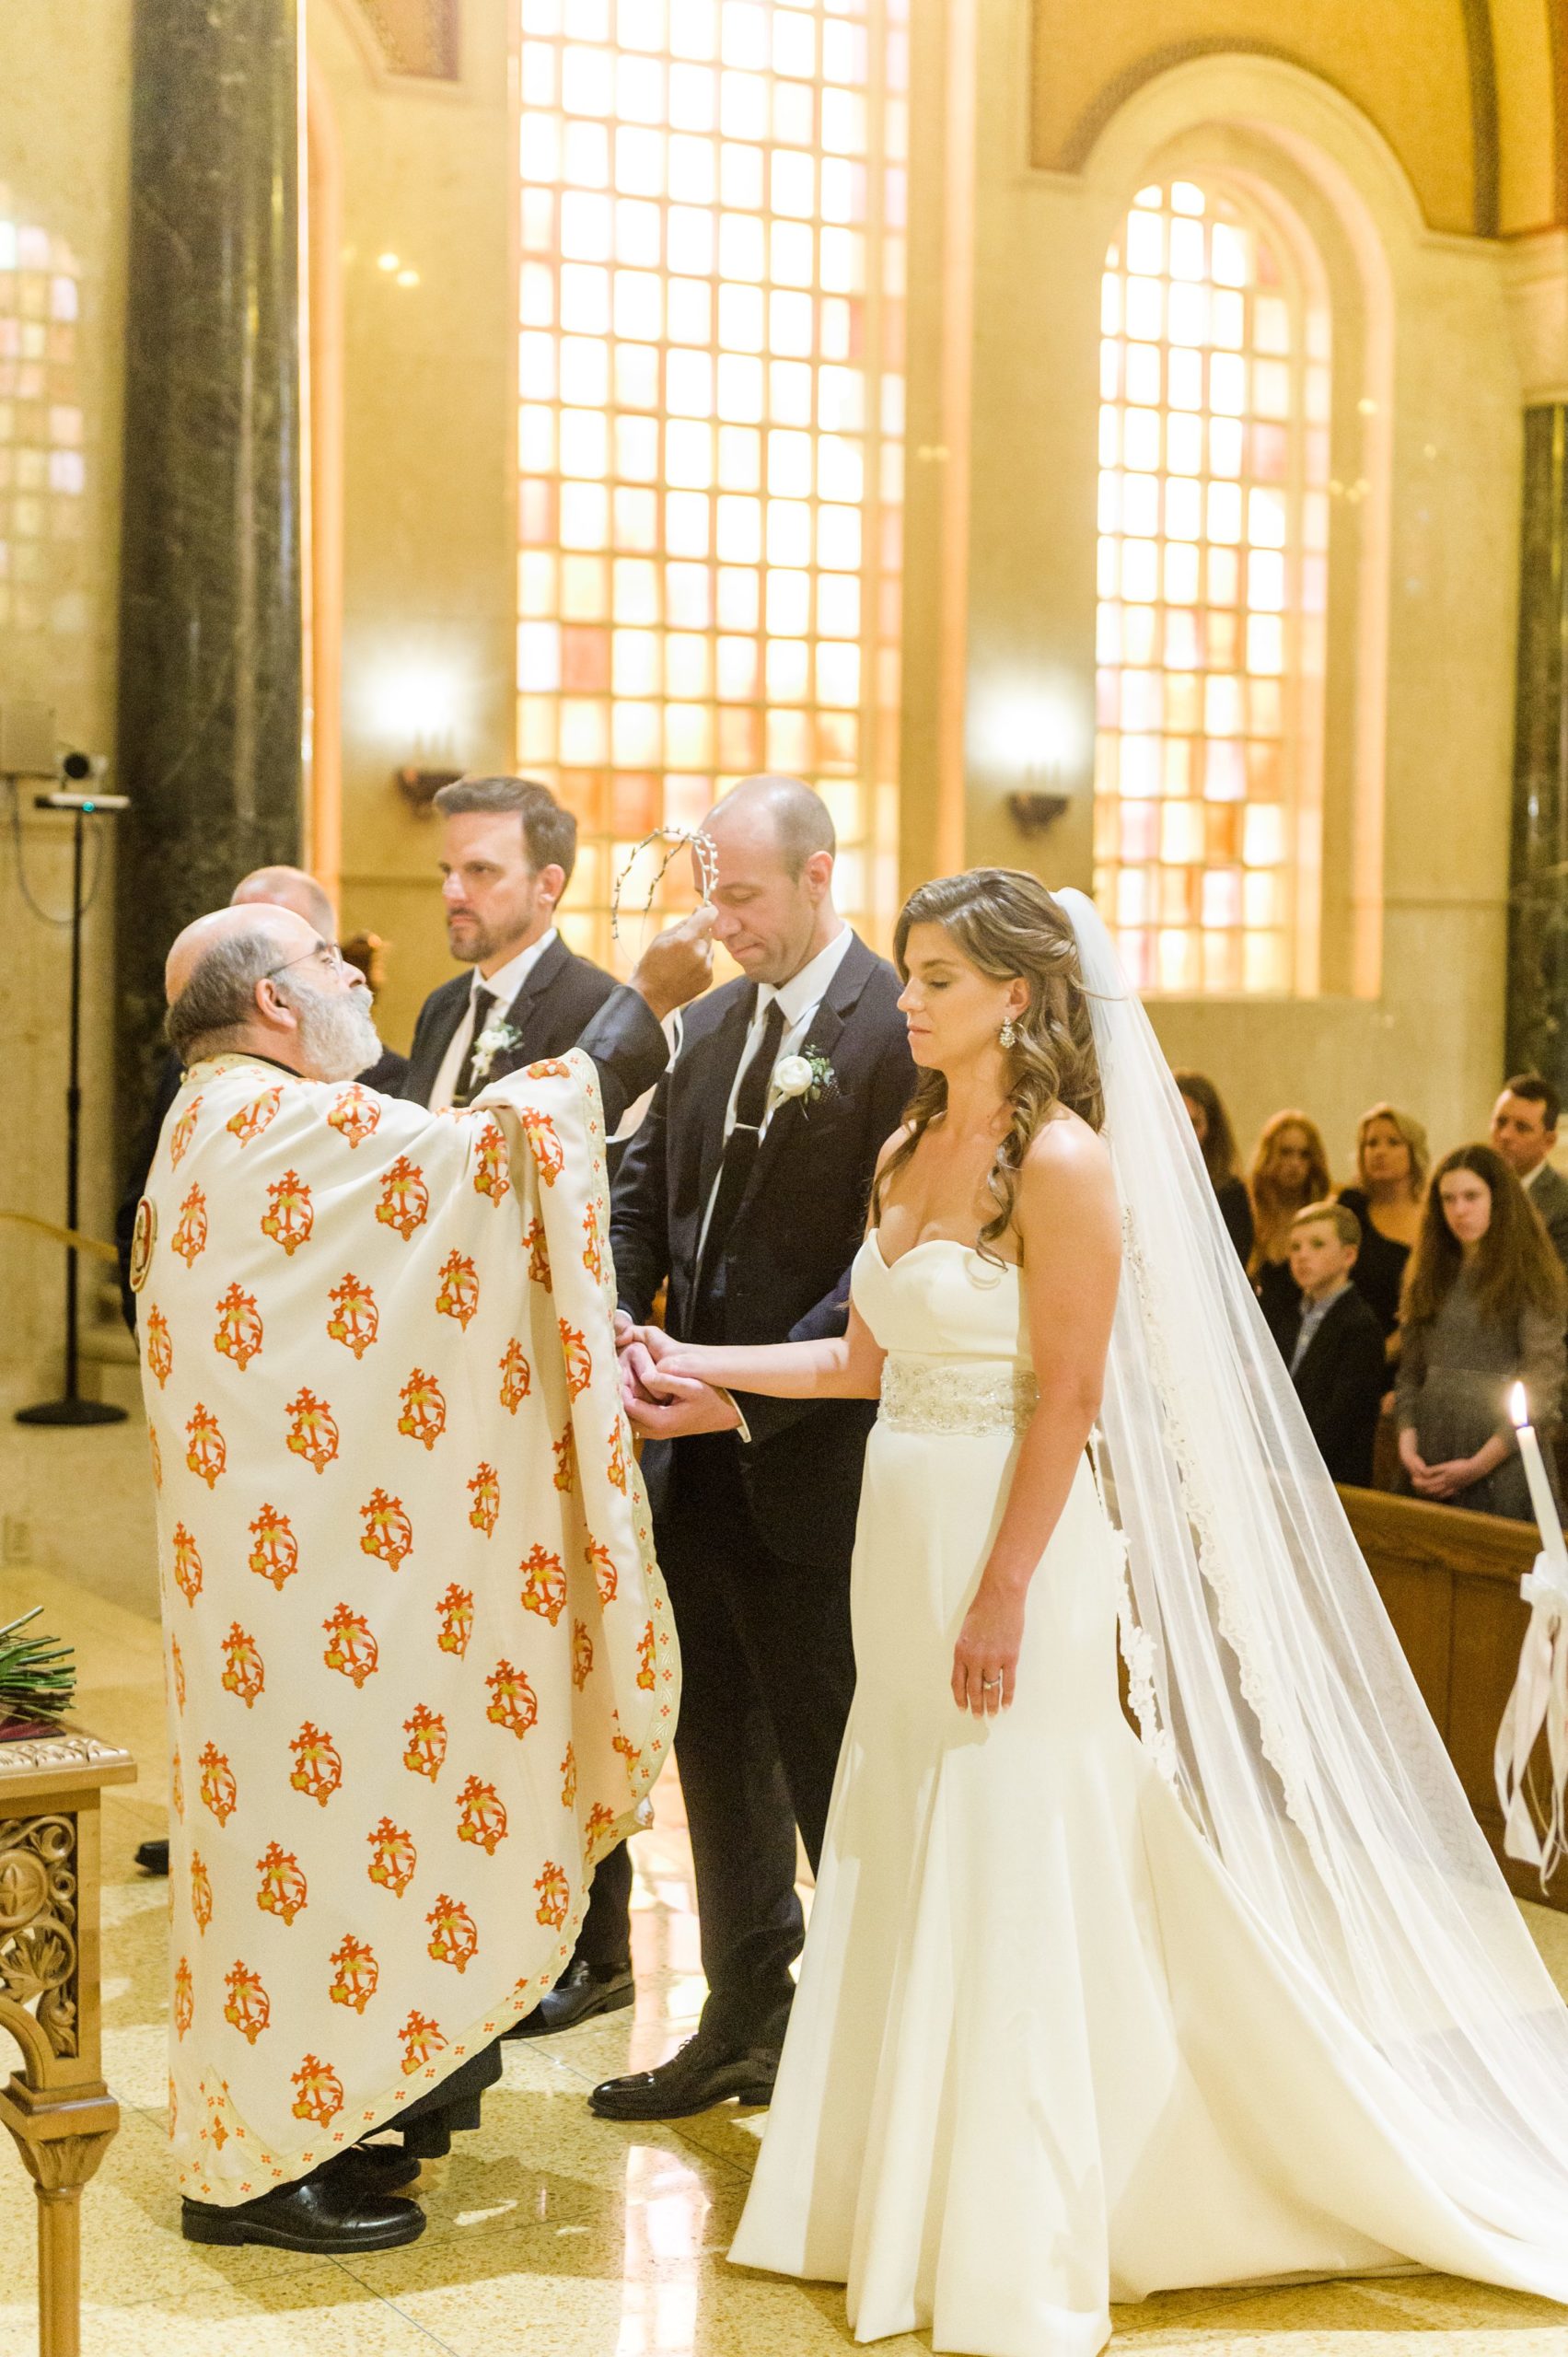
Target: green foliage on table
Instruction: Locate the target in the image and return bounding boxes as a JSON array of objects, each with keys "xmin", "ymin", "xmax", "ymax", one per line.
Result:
[{"xmin": 0, "ymin": 1606, "xmax": 75, "ymax": 1726}]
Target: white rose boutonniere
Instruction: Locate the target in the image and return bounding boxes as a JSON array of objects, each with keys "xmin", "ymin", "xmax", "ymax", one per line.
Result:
[
  {"xmin": 468, "ymin": 1017, "xmax": 525, "ymax": 1087},
  {"xmin": 772, "ymin": 1049, "xmax": 835, "ymax": 1109}
]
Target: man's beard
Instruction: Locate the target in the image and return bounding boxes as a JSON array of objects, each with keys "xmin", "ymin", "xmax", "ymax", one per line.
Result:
[
  {"xmin": 446, "ymin": 912, "xmax": 509, "ymax": 967},
  {"xmin": 280, "ymin": 978, "xmax": 383, "ymax": 1082}
]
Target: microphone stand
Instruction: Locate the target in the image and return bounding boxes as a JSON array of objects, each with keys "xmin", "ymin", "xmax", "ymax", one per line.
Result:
[{"xmin": 17, "ymin": 790, "xmax": 130, "ymax": 1427}]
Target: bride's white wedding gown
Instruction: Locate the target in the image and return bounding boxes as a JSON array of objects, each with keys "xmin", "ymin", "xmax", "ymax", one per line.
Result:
[{"xmin": 729, "ymin": 1234, "xmax": 1568, "ymax": 2356}]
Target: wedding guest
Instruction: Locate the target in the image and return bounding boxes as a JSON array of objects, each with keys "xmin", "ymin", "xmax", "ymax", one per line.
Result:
[
  {"xmin": 1280, "ymin": 1202, "xmax": 1387, "ymax": 1487},
  {"xmin": 1249, "ymin": 1109, "xmax": 1333, "ymax": 1346},
  {"xmin": 1396, "ymin": 1143, "xmax": 1567, "ymax": 1519},
  {"xmin": 1490, "ymin": 1074, "xmax": 1568, "ymax": 1268},
  {"xmin": 1336, "ymin": 1102, "xmax": 1427, "ymax": 1342},
  {"xmin": 1175, "ymin": 1069, "xmax": 1253, "ymax": 1264}
]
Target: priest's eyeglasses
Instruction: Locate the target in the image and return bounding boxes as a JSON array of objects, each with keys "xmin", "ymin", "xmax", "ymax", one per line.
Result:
[{"xmin": 265, "ymin": 939, "xmax": 351, "ymax": 983}]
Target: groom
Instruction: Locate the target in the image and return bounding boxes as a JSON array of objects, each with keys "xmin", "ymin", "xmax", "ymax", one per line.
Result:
[{"xmin": 591, "ymin": 774, "xmax": 915, "ymax": 2121}]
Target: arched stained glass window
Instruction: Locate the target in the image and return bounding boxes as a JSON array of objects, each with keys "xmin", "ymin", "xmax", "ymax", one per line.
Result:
[
  {"xmin": 1094, "ymin": 179, "xmax": 1330, "ymax": 995},
  {"xmin": 517, "ymin": 0, "xmax": 908, "ymax": 965}
]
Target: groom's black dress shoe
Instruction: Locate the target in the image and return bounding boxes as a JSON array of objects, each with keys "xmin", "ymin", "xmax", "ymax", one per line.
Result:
[
  {"xmin": 180, "ymin": 2171, "xmax": 425, "ymax": 2252},
  {"xmin": 507, "ymin": 1958, "xmax": 634, "ymax": 2038},
  {"xmin": 589, "ymin": 2033, "xmax": 778, "ymax": 2121},
  {"xmin": 134, "ymin": 1838, "xmax": 168, "ymax": 1875}
]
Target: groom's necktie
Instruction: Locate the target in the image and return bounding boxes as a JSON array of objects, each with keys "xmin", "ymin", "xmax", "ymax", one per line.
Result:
[
  {"xmin": 695, "ymin": 995, "xmax": 787, "ymax": 1317},
  {"xmin": 450, "ymin": 988, "xmax": 497, "ymax": 1110}
]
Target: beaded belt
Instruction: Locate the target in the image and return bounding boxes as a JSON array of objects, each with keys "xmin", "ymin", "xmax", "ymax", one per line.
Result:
[{"xmin": 879, "ymin": 1355, "xmax": 1039, "ymax": 1438}]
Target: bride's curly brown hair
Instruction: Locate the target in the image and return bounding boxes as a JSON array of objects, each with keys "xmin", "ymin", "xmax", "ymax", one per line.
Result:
[{"xmin": 874, "ymin": 869, "xmax": 1104, "ymax": 1261}]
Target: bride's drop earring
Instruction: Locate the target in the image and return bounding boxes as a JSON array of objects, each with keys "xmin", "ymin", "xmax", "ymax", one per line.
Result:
[{"xmin": 999, "ymin": 1017, "xmax": 1016, "ymax": 1049}]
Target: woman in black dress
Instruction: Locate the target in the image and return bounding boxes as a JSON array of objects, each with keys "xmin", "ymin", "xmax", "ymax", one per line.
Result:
[
  {"xmin": 1175, "ymin": 1069, "xmax": 1253, "ymax": 1265},
  {"xmin": 1337, "ymin": 1102, "xmax": 1426, "ymax": 1345},
  {"xmin": 1248, "ymin": 1109, "xmax": 1332, "ymax": 1346}
]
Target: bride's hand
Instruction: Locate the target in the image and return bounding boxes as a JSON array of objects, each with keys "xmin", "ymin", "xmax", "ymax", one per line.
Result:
[
  {"xmin": 951, "ymin": 1578, "xmax": 1025, "ymax": 1716},
  {"xmin": 641, "ymin": 1344, "xmax": 725, "ymax": 1399}
]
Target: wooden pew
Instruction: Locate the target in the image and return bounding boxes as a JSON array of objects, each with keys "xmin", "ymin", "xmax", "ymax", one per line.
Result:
[{"xmin": 1338, "ymin": 1484, "xmax": 1564, "ymax": 1912}]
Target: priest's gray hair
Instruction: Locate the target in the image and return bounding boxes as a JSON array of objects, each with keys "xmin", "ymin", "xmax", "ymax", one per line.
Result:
[{"xmin": 166, "ymin": 920, "xmax": 288, "ymax": 1064}]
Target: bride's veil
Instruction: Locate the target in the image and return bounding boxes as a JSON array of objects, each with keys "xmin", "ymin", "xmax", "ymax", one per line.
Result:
[{"xmin": 1057, "ymin": 885, "xmax": 1568, "ymax": 2237}]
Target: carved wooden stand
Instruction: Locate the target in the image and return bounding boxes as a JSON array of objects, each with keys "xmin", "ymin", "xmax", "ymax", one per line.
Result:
[{"xmin": 0, "ymin": 1726, "xmax": 136, "ymax": 2357}]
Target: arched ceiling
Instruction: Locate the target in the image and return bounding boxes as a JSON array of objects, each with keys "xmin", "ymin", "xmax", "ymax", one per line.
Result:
[{"xmin": 1032, "ymin": 0, "xmax": 1562, "ymax": 238}]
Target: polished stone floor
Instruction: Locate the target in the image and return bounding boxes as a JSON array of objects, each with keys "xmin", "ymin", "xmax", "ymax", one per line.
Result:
[{"xmin": 6, "ymin": 1561, "xmax": 1568, "ymax": 2357}]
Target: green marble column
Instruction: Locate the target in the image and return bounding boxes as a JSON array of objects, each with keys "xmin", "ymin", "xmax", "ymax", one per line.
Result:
[
  {"xmin": 1507, "ymin": 404, "xmax": 1568, "ymax": 1094},
  {"xmin": 113, "ymin": 0, "xmax": 303, "ymax": 1135}
]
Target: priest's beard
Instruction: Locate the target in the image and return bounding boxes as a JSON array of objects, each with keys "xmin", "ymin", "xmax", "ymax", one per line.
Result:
[{"xmin": 278, "ymin": 976, "xmax": 383, "ymax": 1082}]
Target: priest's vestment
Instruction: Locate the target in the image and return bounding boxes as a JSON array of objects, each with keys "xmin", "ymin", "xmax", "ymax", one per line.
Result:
[{"xmin": 133, "ymin": 1050, "xmax": 677, "ymax": 2201}]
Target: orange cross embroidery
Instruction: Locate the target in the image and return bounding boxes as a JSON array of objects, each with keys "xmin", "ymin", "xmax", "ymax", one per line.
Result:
[
  {"xmin": 261, "ymin": 1168, "xmax": 314, "ymax": 1254},
  {"xmin": 327, "ymin": 1272, "xmax": 379, "ymax": 1359}
]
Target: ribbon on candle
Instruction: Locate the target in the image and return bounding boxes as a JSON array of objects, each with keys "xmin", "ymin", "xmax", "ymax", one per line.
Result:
[{"xmin": 1494, "ymin": 1384, "xmax": 1568, "ymax": 1881}]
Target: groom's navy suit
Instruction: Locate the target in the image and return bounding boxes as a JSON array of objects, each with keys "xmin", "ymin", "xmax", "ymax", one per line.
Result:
[{"xmin": 610, "ymin": 930, "xmax": 916, "ymax": 2050}]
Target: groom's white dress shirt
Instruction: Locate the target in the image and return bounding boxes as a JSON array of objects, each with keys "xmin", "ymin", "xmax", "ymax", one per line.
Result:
[{"xmin": 695, "ymin": 921, "xmax": 856, "ymax": 1264}]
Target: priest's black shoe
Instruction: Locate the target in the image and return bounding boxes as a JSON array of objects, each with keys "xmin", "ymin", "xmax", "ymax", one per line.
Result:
[
  {"xmin": 134, "ymin": 1838, "xmax": 168, "ymax": 1875},
  {"xmin": 180, "ymin": 2171, "xmax": 425, "ymax": 2252},
  {"xmin": 507, "ymin": 1959, "xmax": 634, "ymax": 2038},
  {"xmin": 588, "ymin": 2033, "xmax": 777, "ymax": 2121}
]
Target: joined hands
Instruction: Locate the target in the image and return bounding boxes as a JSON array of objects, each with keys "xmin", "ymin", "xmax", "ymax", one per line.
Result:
[{"xmin": 614, "ymin": 1314, "xmax": 740, "ymax": 1438}]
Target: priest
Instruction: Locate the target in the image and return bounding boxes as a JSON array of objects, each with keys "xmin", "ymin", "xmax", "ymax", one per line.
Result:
[{"xmin": 134, "ymin": 904, "xmax": 684, "ymax": 2254}]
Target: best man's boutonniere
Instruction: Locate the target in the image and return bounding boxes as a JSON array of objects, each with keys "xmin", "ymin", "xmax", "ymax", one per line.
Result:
[
  {"xmin": 772, "ymin": 1049, "xmax": 836, "ymax": 1110},
  {"xmin": 469, "ymin": 1017, "xmax": 525, "ymax": 1087}
]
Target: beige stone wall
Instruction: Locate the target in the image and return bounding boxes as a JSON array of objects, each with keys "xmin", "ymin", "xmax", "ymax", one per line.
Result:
[
  {"xmin": 0, "ymin": 0, "xmax": 132, "ymax": 1394},
  {"xmin": 310, "ymin": 0, "xmax": 519, "ymax": 1060}
]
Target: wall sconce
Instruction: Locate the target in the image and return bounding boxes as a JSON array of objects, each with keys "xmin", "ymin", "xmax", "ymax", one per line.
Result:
[
  {"xmin": 394, "ymin": 765, "xmax": 463, "ymax": 812},
  {"xmin": 1006, "ymin": 790, "xmax": 1070, "ymax": 838}
]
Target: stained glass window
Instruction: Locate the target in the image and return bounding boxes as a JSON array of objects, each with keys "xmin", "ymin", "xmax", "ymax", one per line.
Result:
[
  {"xmin": 0, "ymin": 189, "xmax": 85, "ymax": 635},
  {"xmin": 1094, "ymin": 180, "xmax": 1330, "ymax": 995},
  {"xmin": 517, "ymin": 0, "xmax": 907, "ymax": 965}
]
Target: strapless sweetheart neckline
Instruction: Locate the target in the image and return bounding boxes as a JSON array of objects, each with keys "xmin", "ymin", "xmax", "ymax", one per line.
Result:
[{"xmin": 866, "ymin": 1229, "xmax": 1020, "ymax": 1276}]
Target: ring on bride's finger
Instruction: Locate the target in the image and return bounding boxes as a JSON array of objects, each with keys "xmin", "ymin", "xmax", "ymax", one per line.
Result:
[{"xmin": 981, "ymin": 1675, "xmax": 1003, "ymax": 1690}]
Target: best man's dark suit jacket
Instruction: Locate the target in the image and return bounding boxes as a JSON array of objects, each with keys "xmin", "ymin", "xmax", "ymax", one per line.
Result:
[
  {"xmin": 610, "ymin": 933, "xmax": 917, "ymax": 1566},
  {"xmin": 402, "ymin": 934, "xmax": 622, "ymax": 1109},
  {"xmin": 1281, "ymin": 1285, "xmax": 1387, "ymax": 1489}
]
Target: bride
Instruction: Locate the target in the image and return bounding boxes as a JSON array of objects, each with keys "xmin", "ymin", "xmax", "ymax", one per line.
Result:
[{"xmin": 627, "ymin": 869, "xmax": 1568, "ymax": 2357}]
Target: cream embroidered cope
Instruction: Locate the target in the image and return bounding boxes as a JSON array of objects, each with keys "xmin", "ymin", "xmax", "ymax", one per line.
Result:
[
  {"xmin": 878, "ymin": 1356, "xmax": 1039, "ymax": 1437},
  {"xmin": 135, "ymin": 1051, "xmax": 677, "ymax": 2203}
]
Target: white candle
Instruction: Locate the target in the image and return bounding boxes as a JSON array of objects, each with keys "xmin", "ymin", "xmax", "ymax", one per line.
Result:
[{"xmin": 1509, "ymin": 1382, "xmax": 1568, "ymax": 1575}]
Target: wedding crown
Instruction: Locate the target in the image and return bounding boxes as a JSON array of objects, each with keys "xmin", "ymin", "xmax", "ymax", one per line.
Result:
[{"xmin": 610, "ymin": 825, "xmax": 718, "ymax": 945}]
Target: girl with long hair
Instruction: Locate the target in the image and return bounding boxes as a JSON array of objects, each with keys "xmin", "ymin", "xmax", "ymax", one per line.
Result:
[
  {"xmin": 1249, "ymin": 1107, "xmax": 1332, "ymax": 1342},
  {"xmin": 1396, "ymin": 1141, "xmax": 1566, "ymax": 1517},
  {"xmin": 1337, "ymin": 1102, "xmax": 1427, "ymax": 1345},
  {"xmin": 1174, "ymin": 1069, "xmax": 1252, "ymax": 1264},
  {"xmin": 621, "ymin": 869, "xmax": 1568, "ymax": 2356}
]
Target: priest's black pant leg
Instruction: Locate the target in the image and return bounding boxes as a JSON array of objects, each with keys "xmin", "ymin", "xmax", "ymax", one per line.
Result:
[
  {"xmin": 656, "ymin": 1433, "xmax": 855, "ymax": 2053},
  {"xmin": 571, "ymin": 1839, "xmax": 633, "ymax": 1975},
  {"xmin": 384, "ymin": 2037, "xmax": 504, "ymax": 2159}
]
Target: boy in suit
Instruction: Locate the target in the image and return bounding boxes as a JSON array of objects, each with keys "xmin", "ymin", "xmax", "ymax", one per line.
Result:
[
  {"xmin": 594, "ymin": 776, "xmax": 916, "ymax": 2121},
  {"xmin": 1282, "ymin": 1201, "xmax": 1387, "ymax": 1488}
]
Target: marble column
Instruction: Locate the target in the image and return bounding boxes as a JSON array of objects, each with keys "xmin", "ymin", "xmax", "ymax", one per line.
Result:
[
  {"xmin": 113, "ymin": 0, "xmax": 303, "ymax": 1136},
  {"xmin": 1506, "ymin": 406, "xmax": 1568, "ymax": 1089}
]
